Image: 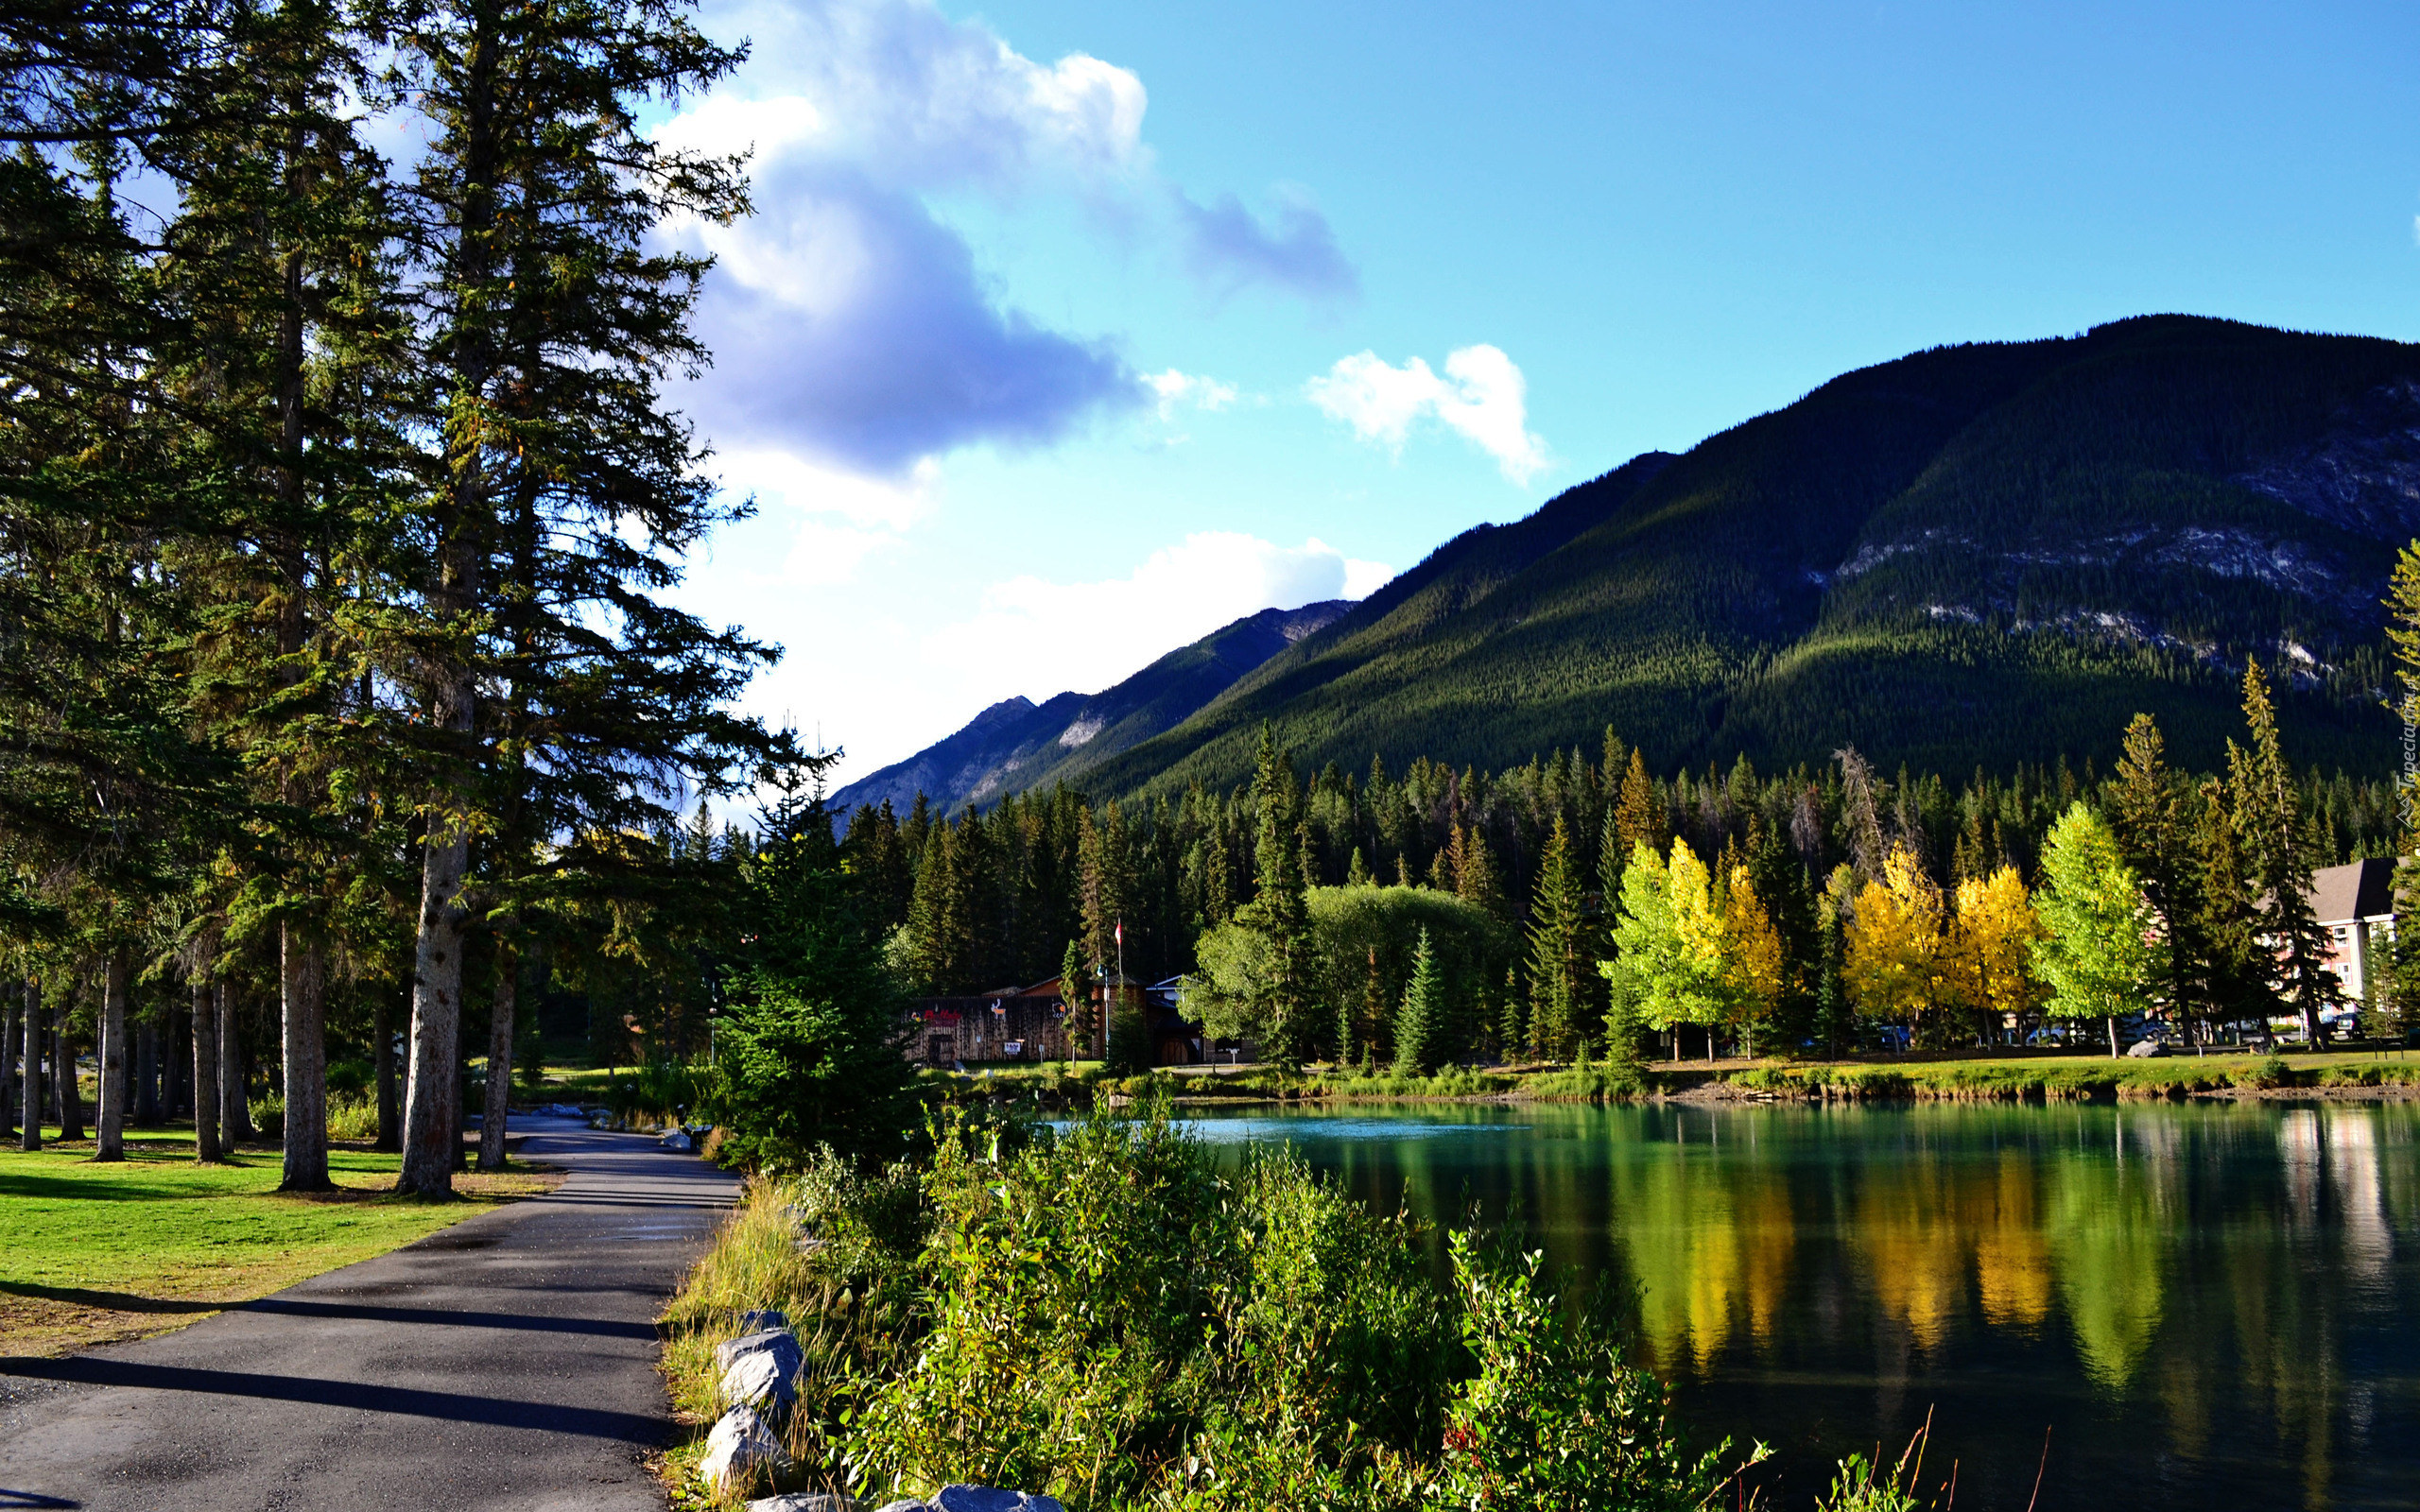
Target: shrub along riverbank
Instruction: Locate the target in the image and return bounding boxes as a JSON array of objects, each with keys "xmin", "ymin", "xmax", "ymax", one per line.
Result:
[{"xmin": 661, "ymin": 1110, "xmax": 1760, "ymax": 1511}]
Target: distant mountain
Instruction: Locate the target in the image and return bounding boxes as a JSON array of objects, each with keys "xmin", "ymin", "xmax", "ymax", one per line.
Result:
[
  {"xmin": 1050, "ymin": 316, "xmax": 2419, "ymax": 799},
  {"xmin": 830, "ymin": 599, "xmax": 1353, "ymax": 816}
]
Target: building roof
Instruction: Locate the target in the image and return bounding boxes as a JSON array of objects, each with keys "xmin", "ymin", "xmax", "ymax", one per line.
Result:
[{"xmin": 2309, "ymin": 858, "xmax": 2398, "ymax": 924}]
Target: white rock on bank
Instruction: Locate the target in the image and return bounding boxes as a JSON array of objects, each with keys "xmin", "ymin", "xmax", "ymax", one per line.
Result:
[
  {"xmin": 700, "ymin": 1404, "xmax": 790, "ymax": 1492},
  {"xmin": 746, "ymin": 1496, "xmax": 856, "ymax": 1512},
  {"xmin": 720, "ymin": 1343, "xmax": 801, "ymax": 1411},
  {"xmin": 716, "ymin": 1327, "xmax": 804, "ymax": 1376},
  {"xmin": 736, "ymin": 1307, "xmax": 790, "ymax": 1334}
]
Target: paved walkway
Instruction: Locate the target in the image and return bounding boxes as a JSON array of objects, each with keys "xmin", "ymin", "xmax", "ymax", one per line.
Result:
[{"xmin": 0, "ymin": 1117, "xmax": 739, "ymax": 1511}]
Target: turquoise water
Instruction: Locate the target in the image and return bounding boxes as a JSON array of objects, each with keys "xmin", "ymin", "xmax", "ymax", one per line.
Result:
[{"xmin": 1184, "ymin": 1100, "xmax": 2420, "ymax": 1510}]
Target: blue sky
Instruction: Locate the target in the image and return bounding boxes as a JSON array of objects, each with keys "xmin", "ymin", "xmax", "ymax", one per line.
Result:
[{"xmin": 660, "ymin": 0, "xmax": 2420, "ymax": 785}]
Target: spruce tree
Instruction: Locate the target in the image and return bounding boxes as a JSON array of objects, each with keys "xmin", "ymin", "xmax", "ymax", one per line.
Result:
[
  {"xmin": 1614, "ymin": 749, "xmax": 1661, "ymax": 862},
  {"xmin": 2108, "ymin": 714, "xmax": 2203, "ymax": 1042},
  {"xmin": 384, "ymin": 0, "xmax": 769, "ymax": 1195},
  {"xmin": 2229, "ymin": 660, "xmax": 2338, "ymax": 1047},
  {"xmin": 1455, "ymin": 824, "xmax": 1509, "ymax": 920},
  {"xmin": 1234, "ymin": 724, "xmax": 1310, "ymax": 1064},
  {"xmin": 1392, "ymin": 927, "xmax": 1442, "ymax": 1075},
  {"xmin": 1525, "ymin": 816, "xmax": 1586, "ymax": 1058},
  {"xmin": 1059, "ymin": 937, "xmax": 1095, "ymax": 1058},
  {"xmin": 2383, "ymin": 541, "xmax": 2420, "ymax": 1040}
]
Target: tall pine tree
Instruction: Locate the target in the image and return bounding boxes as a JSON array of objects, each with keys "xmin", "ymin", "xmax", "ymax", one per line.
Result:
[{"xmin": 2229, "ymin": 660, "xmax": 2338, "ymax": 1047}]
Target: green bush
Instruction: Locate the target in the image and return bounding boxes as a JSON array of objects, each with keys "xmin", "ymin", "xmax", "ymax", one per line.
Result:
[
  {"xmin": 1523, "ymin": 1062, "xmax": 1647, "ymax": 1101},
  {"xmin": 2238, "ymin": 1056, "xmax": 2295, "ymax": 1091},
  {"xmin": 604, "ymin": 1057, "xmax": 703, "ymax": 1128},
  {"xmin": 1427, "ymin": 1232, "xmax": 1756, "ymax": 1510},
  {"xmin": 666, "ymin": 1111, "xmax": 1750, "ymax": 1511},
  {"xmin": 327, "ymin": 1093, "xmax": 380, "ymax": 1142}
]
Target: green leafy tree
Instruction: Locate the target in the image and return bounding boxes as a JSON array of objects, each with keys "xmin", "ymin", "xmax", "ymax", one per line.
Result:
[
  {"xmin": 1602, "ymin": 840, "xmax": 1727, "ymax": 1057},
  {"xmin": 1187, "ymin": 883, "xmax": 1510, "ymax": 1065},
  {"xmin": 2031, "ymin": 802, "xmax": 2165, "ymax": 1057}
]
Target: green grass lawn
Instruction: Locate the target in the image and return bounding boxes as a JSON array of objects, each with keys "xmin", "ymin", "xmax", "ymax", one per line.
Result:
[{"xmin": 0, "ymin": 1134, "xmax": 562, "ymax": 1357}]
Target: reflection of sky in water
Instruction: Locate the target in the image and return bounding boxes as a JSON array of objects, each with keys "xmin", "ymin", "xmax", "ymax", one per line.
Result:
[{"xmin": 1181, "ymin": 1099, "xmax": 2420, "ymax": 1512}]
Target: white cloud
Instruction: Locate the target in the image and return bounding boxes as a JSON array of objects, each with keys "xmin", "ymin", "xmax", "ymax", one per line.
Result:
[
  {"xmin": 1145, "ymin": 369, "xmax": 1240, "ymax": 419},
  {"xmin": 706, "ymin": 449, "xmax": 941, "ymax": 586},
  {"xmin": 652, "ymin": 93, "xmax": 826, "ymax": 163},
  {"xmin": 692, "ymin": 0, "xmax": 1147, "ymax": 192},
  {"xmin": 921, "ymin": 532, "xmax": 1390, "ymax": 701},
  {"xmin": 1305, "ymin": 344, "xmax": 1551, "ymax": 485},
  {"xmin": 1342, "ymin": 557, "xmax": 1396, "ymax": 599}
]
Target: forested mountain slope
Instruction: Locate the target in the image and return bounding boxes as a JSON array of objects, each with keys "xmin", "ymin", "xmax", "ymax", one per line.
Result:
[
  {"xmin": 832, "ymin": 599, "xmax": 1350, "ymax": 815},
  {"xmin": 1064, "ymin": 316, "xmax": 2418, "ymax": 799}
]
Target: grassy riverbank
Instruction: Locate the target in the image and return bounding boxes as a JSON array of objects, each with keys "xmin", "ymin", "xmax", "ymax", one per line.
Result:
[
  {"xmin": 930, "ymin": 1045, "xmax": 2420, "ymax": 1110},
  {"xmin": 658, "ymin": 1113, "xmax": 1759, "ymax": 1511},
  {"xmin": 0, "ymin": 1137, "xmax": 562, "ymax": 1356}
]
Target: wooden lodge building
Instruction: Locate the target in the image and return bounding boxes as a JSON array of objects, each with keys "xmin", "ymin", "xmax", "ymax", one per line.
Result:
[{"xmin": 907, "ymin": 975, "xmax": 1214, "ymax": 1068}]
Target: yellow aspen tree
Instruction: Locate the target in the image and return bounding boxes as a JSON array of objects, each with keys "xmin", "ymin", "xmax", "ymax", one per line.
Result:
[
  {"xmin": 1949, "ymin": 866, "xmax": 2047, "ymax": 1045},
  {"xmin": 1669, "ymin": 840, "xmax": 1729, "ymax": 1060},
  {"xmin": 1720, "ymin": 865, "xmax": 1787, "ymax": 1057},
  {"xmin": 1843, "ymin": 847, "xmax": 1950, "ymax": 1042}
]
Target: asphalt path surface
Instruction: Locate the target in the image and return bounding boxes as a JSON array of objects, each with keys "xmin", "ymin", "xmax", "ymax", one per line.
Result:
[{"xmin": 0, "ymin": 1116, "xmax": 739, "ymax": 1511}]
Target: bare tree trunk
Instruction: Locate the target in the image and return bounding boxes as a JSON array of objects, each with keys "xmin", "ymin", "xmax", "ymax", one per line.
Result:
[
  {"xmin": 2107, "ymin": 1015, "xmax": 2120, "ymax": 1059},
  {"xmin": 192, "ymin": 978, "xmax": 221, "ymax": 1163},
  {"xmin": 279, "ymin": 926, "xmax": 332, "ymax": 1191},
  {"xmin": 164, "ymin": 993, "xmax": 183, "ymax": 1116},
  {"xmin": 95, "ymin": 952, "xmax": 128, "ymax": 1159},
  {"xmin": 59, "ymin": 1021, "xmax": 84, "ymax": 1142},
  {"xmin": 373, "ymin": 988, "xmax": 400, "ymax": 1152},
  {"xmin": 3, "ymin": 988, "xmax": 16, "ymax": 1139},
  {"xmin": 401, "ymin": 823, "xmax": 472, "ymax": 1197},
  {"xmin": 136, "ymin": 1017, "xmax": 161, "ymax": 1125},
  {"xmin": 478, "ymin": 947, "xmax": 516, "ymax": 1171},
  {"xmin": 219, "ymin": 986, "xmax": 255, "ymax": 1143},
  {"xmin": 18, "ymin": 981, "xmax": 38, "ymax": 1150}
]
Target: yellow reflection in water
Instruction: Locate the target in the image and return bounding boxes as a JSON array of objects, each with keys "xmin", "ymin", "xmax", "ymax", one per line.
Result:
[
  {"xmin": 1854, "ymin": 1158, "xmax": 1968, "ymax": 1351},
  {"xmin": 1610, "ymin": 1126, "xmax": 1796, "ymax": 1372},
  {"xmin": 1973, "ymin": 1150, "xmax": 2051, "ymax": 1330}
]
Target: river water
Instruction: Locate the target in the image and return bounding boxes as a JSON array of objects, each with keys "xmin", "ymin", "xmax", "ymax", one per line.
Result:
[{"xmin": 1181, "ymin": 1099, "xmax": 2420, "ymax": 1510}]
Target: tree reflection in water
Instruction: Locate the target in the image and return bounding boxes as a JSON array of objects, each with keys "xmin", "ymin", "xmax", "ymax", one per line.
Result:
[{"xmin": 1192, "ymin": 1099, "xmax": 2419, "ymax": 1511}]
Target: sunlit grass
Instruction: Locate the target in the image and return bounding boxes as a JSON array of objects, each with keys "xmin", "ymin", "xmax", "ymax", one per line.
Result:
[{"xmin": 0, "ymin": 1137, "xmax": 562, "ymax": 1356}]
